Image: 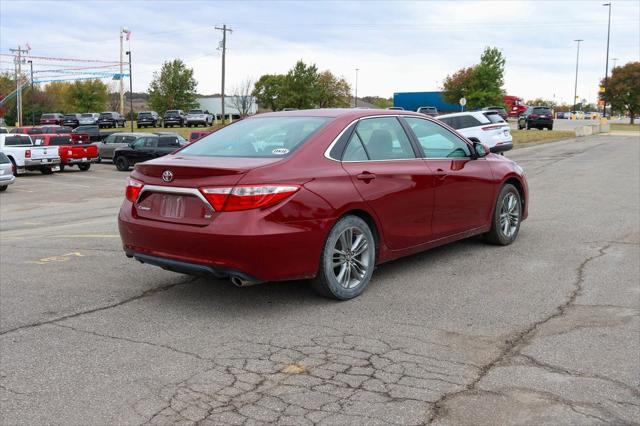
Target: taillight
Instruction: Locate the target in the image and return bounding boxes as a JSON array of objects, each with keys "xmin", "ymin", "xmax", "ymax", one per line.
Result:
[
  {"xmin": 200, "ymin": 185, "xmax": 300, "ymax": 212},
  {"xmin": 481, "ymin": 125, "xmax": 505, "ymax": 131},
  {"xmin": 125, "ymin": 177, "xmax": 144, "ymax": 202},
  {"xmin": 530, "ymin": 114, "xmax": 539, "ymax": 119},
  {"xmin": 25, "ymin": 149, "xmax": 31, "ymax": 158}
]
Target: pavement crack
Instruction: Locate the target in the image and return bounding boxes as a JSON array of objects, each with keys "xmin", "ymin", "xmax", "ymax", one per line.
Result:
[
  {"xmin": 0, "ymin": 276, "xmax": 198, "ymax": 337},
  {"xmin": 426, "ymin": 244, "xmax": 613, "ymax": 424}
]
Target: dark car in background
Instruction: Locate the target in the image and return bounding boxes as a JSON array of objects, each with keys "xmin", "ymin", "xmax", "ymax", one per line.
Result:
[
  {"xmin": 518, "ymin": 106, "xmax": 554, "ymax": 130},
  {"xmin": 189, "ymin": 130, "xmax": 213, "ymax": 143},
  {"xmin": 73, "ymin": 125, "xmax": 110, "ymax": 142},
  {"xmin": 98, "ymin": 111, "xmax": 126, "ymax": 128},
  {"xmin": 39, "ymin": 113, "xmax": 64, "ymax": 125},
  {"xmin": 163, "ymin": 110, "xmax": 185, "ymax": 128},
  {"xmin": 482, "ymin": 106, "xmax": 508, "ymax": 121},
  {"xmin": 137, "ymin": 111, "xmax": 161, "ymax": 128},
  {"xmin": 62, "ymin": 113, "xmax": 81, "ymax": 128},
  {"xmin": 417, "ymin": 106, "xmax": 438, "ymax": 117},
  {"xmin": 113, "ymin": 134, "xmax": 183, "ymax": 171}
]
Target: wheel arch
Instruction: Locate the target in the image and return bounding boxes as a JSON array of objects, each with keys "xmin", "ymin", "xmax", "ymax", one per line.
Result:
[
  {"xmin": 503, "ymin": 176, "xmax": 526, "ymax": 211},
  {"xmin": 337, "ymin": 208, "xmax": 382, "ymax": 262}
]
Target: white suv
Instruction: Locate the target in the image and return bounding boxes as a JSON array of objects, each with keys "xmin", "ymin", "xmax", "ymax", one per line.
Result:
[{"xmin": 436, "ymin": 111, "xmax": 512, "ymax": 153}]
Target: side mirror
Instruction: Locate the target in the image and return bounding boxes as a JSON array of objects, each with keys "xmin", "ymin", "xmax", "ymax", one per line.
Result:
[{"xmin": 473, "ymin": 142, "xmax": 490, "ymax": 158}]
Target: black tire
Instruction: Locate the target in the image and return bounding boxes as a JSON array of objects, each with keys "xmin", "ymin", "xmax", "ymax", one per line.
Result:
[
  {"xmin": 485, "ymin": 184, "xmax": 522, "ymax": 246},
  {"xmin": 59, "ymin": 165, "xmax": 66, "ymax": 172},
  {"xmin": 96, "ymin": 155, "xmax": 102, "ymax": 164},
  {"xmin": 115, "ymin": 156, "xmax": 129, "ymax": 171},
  {"xmin": 9, "ymin": 158, "xmax": 17, "ymax": 175},
  {"xmin": 78, "ymin": 163, "xmax": 91, "ymax": 171},
  {"xmin": 40, "ymin": 166, "xmax": 54, "ymax": 175},
  {"xmin": 0, "ymin": 186, "xmax": 7, "ymax": 192},
  {"xmin": 311, "ymin": 215, "xmax": 376, "ymax": 300},
  {"xmin": 548, "ymin": 125, "xmax": 553, "ymax": 131}
]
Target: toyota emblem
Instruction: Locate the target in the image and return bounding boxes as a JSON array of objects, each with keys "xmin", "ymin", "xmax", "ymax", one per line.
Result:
[{"xmin": 162, "ymin": 170, "xmax": 174, "ymax": 182}]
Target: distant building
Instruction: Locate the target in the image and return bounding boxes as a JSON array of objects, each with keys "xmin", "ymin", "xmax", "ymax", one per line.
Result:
[{"xmin": 196, "ymin": 95, "xmax": 258, "ymax": 120}]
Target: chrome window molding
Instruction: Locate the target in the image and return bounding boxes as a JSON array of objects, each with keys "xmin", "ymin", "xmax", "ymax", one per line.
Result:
[{"xmin": 136, "ymin": 184, "xmax": 214, "ymax": 211}]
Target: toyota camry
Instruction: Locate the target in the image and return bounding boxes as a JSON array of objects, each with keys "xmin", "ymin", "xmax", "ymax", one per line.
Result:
[{"xmin": 118, "ymin": 109, "xmax": 528, "ymax": 300}]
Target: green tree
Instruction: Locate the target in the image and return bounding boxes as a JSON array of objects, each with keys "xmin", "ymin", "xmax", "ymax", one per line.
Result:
[
  {"xmin": 600, "ymin": 61, "xmax": 640, "ymax": 123},
  {"xmin": 361, "ymin": 96, "xmax": 393, "ymax": 109},
  {"xmin": 283, "ymin": 61, "xmax": 320, "ymax": 109},
  {"xmin": 67, "ymin": 79, "xmax": 108, "ymax": 112},
  {"xmin": 253, "ymin": 74, "xmax": 287, "ymax": 111},
  {"xmin": 316, "ymin": 70, "xmax": 351, "ymax": 108},
  {"xmin": 442, "ymin": 47, "xmax": 506, "ymax": 110},
  {"xmin": 44, "ymin": 81, "xmax": 73, "ymax": 112},
  {"xmin": 148, "ymin": 59, "xmax": 198, "ymax": 114}
]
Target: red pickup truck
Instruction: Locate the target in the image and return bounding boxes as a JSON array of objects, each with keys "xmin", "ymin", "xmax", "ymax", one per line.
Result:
[{"xmin": 31, "ymin": 133, "xmax": 98, "ymax": 171}]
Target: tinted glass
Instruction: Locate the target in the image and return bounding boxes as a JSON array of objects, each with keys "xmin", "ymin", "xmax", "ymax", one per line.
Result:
[
  {"xmin": 342, "ymin": 133, "xmax": 368, "ymax": 161},
  {"xmin": 189, "ymin": 110, "xmax": 203, "ymax": 114},
  {"xmin": 4, "ymin": 136, "xmax": 32, "ymax": 146},
  {"xmin": 81, "ymin": 113, "xmax": 94, "ymax": 118},
  {"xmin": 49, "ymin": 136, "xmax": 72, "ymax": 145},
  {"xmin": 158, "ymin": 137, "xmax": 180, "ymax": 148},
  {"xmin": 64, "ymin": 114, "xmax": 77, "ymax": 119},
  {"xmin": 439, "ymin": 115, "xmax": 483, "ymax": 130},
  {"xmin": 41, "ymin": 114, "xmax": 55, "ymax": 119},
  {"xmin": 405, "ymin": 117, "xmax": 470, "ymax": 158},
  {"xmin": 0, "ymin": 152, "xmax": 9, "ymax": 163},
  {"xmin": 533, "ymin": 107, "xmax": 551, "ymax": 114},
  {"xmin": 99, "ymin": 113, "xmax": 113, "ymax": 118},
  {"xmin": 181, "ymin": 117, "xmax": 329, "ymax": 158},
  {"xmin": 353, "ymin": 117, "xmax": 415, "ymax": 160},
  {"xmin": 138, "ymin": 112, "xmax": 152, "ymax": 118},
  {"xmin": 165, "ymin": 110, "xmax": 180, "ymax": 116},
  {"xmin": 483, "ymin": 112, "xmax": 505, "ymax": 123},
  {"xmin": 0, "ymin": 128, "xmax": 7, "ymax": 134}
]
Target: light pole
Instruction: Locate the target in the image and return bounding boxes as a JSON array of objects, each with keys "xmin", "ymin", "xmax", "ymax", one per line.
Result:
[
  {"xmin": 573, "ymin": 39, "xmax": 583, "ymax": 112},
  {"xmin": 126, "ymin": 51, "xmax": 133, "ymax": 132},
  {"xmin": 602, "ymin": 3, "xmax": 612, "ymax": 117},
  {"xmin": 611, "ymin": 57, "xmax": 619, "ymax": 70},
  {"xmin": 28, "ymin": 60, "xmax": 34, "ymax": 125},
  {"xmin": 354, "ymin": 68, "xmax": 359, "ymax": 108}
]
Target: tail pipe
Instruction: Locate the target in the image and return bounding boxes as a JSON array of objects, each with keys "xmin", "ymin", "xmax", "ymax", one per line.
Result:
[{"xmin": 230, "ymin": 275, "xmax": 260, "ymax": 287}]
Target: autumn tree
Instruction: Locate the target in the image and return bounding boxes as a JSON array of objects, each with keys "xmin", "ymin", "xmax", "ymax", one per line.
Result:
[
  {"xmin": 229, "ymin": 78, "xmax": 255, "ymax": 117},
  {"xmin": 442, "ymin": 67, "xmax": 474, "ymax": 106},
  {"xmin": 600, "ymin": 61, "xmax": 639, "ymax": 123},
  {"xmin": 148, "ymin": 59, "xmax": 198, "ymax": 114},
  {"xmin": 316, "ymin": 70, "xmax": 351, "ymax": 108}
]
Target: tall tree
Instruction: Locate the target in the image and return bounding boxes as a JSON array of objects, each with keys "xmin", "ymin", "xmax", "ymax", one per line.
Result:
[
  {"xmin": 316, "ymin": 71, "xmax": 351, "ymax": 108},
  {"xmin": 67, "ymin": 79, "xmax": 108, "ymax": 112},
  {"xmin": 148, "ymin": 59, "xmax": 198, "ymax": 114},
  {"xmin": 600, "ymin": 61, "xmax": 639, "ymax": 123},
  {"xmin": 283, "ymin": 61, "xmax": 320, "ymax": 109},
  {"xmin": 253, "ymin": 74, "xmax": 287, "ymax": 112},
  {"xmin": 442, "ymin": 67, "xmax": 474, "ymax": 106}
]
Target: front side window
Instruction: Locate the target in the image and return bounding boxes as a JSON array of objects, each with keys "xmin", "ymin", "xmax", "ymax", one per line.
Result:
[
  {"xmin": 158, "ymin": 137, "xmax": 179, "ymax": 148},
  {"xmin": 351, "ymin": 117, "xmax": 415, "ymax": 161},
  {"xmin": 180, "ymin": 117, "xmax": 329, "ymax": 158},
  {"xmin": 405, "ymin": 117, "xmax": 470, "ymax": 159}
]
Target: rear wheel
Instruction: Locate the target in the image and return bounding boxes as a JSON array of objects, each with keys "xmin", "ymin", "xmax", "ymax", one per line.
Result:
[
  {"xmin": 59, "ymin": 165, "xmax": 66, "ymax": 172},
  {"xmin": 312, "ymin": 215, "xmax": 376, "ymax": 300},
  {"xmin": 96, "ymin": 155, "xmax": 102, "ymax": 163},
  {"xmin": 485, "ymin": 184, "xmax": 522, "ymax": 245},
  {"xmin": 40, "ymin": 166, "xmax": 54, "ymax": 175},
  {"xmin": 78, "ymin": 163, "xmax": 91, "ymax": 171},
  {"xmin": 115, "ymin": 156, "xmax": 129, "ymax": 171},
  {"xmin": 0, "ymin": 186, "xmax": 7, "ymax": 192}
]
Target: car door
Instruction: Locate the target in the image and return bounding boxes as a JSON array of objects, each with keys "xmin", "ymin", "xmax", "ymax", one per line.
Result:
[
  {"xmin": 340, "ymin": 116, "xmax": 437, "ymax": 250},
  {"xmin": 403, "ymin": 116, "xmax": 495, "ymax": 238},
  {"xmin": 101, "ymin": 134, "xmax": 119, "ymax": 159}
]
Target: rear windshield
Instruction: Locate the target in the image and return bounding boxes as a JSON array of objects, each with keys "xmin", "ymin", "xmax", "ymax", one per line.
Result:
[
  {"xmin": 483, "ymin": 112, "xmax": 505, "ymax": 124},
  {"xmin": 48, "ymin": 136, "xmax": 72, "ymax": 145},
  {"xmin": 138, "ymin": 112, "xmax": 152, "ymax": 118},
  {"xmin": 439, "ymin": 115, "xmax": 484, "ymax": 130},
  {"xmin": 165, "ymin": 110, "xmax": 180, "ymax": 116},
  {"xmin": 533, "ymin": 107, "xmax": 551, "ymax": 114},
  {"xmin": 54, "ymin": 127, "xmax": 73, "ymax": 134},
  {"xmin": 180, "ymin": 117, "xmax": 330, "ymax": 158},
  {"xmin": 100, "ymin": 113, "xmax": 113, "ymax": 118},
  {"xmin": 64, "ymin": 114, "xmax": 77, "ymax": 119},
  {"xmin": 81, "ymin": 113, "xmax": 94, "ymax": 118},
  {"xmin": 189, "ymin": 110, "xmax": 203, "ymax": 114},
  {"xmin": 41, "ymin": 114, "xmax": 55, "ymax": 119},
  {"xmin": 3, "ymin": 136, "xmax": 32, "ymax": 146},
  {"xmin": 0, "ymin": 152, "xmax": 9, "ymax": 163}
]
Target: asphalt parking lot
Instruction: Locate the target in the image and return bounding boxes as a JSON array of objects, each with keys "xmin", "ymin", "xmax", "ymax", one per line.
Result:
[{"xmin": 1, "ymin": 133, "xmax": 639, "ymax": 425}]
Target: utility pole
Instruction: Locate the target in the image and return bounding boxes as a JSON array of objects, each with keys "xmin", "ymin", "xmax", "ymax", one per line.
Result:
[
  {"xmin": 126, "ymin": 51, "xmax": 134, "ymax": 132},
  {"xmin": 573, "ymin": 39, "xmax": 583, "ymax": 113},
  {"xmin": 602, "ymin": 3, "xmax": 612, "ymax": 118},
  {"xmin": 215, "ymin": 24, "xmax": 232, "ymax": 123},
  {"xmin": 119, "ymin": 28, "xmax": 130, "ymax": 116},
  {"xmin": 28, "ymin": 60, "xmax": 34, "ymax": 125},
  {"xmin": 10, "ymin": 46, "xmax": 28, "ymax": 127},
  {"xmin": 354, "ymin": 68, "xmax": 359, "ymax": 108}
]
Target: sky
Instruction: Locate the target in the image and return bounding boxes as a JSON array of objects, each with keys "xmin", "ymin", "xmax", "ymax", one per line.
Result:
[{"xmin": 1, "ymin": 0, "xmax": 639, "ymax": 106}]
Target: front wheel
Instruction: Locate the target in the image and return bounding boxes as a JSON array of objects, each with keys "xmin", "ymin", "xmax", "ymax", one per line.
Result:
[
  {"xmin": 485, "ymin": 184, "xmax": 522, "ymax": 245},
  {"xmin": 312, "ymin": 215, "xmax": 376, "ymax": 300},
  {"xmin": 0, "ymin": 186, "xmax": 7, "ymax": 192},
  {"xmin": 115, "ymin": 156, "xmax": 130, "ymax": 171},
  {"xmin": 78, "ymin": 163, "xmax": 91, "ymax": 171}
]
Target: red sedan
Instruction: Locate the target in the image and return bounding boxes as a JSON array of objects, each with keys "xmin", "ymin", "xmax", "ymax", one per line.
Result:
[{"xmin": 119, "ymin": 109, "xmax": 528, "ymax": 299}]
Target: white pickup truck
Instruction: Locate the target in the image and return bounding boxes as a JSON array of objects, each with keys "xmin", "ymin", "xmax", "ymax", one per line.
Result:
[
  {"xmin": 0, "ymin": 134, "xmax": 61, "ymax": 175},
  {"xmin": 185, "ymin": 109, "xmax": 213, "ymax": 127}
]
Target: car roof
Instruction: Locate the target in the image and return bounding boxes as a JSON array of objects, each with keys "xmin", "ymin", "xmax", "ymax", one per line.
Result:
[
  {"xmin": 436, "ymin": 111, "xmax": 487, "ymax": 119},
  {"xmin": 257, "ymin": 108, "xmax": 427, "ymax": 120}
]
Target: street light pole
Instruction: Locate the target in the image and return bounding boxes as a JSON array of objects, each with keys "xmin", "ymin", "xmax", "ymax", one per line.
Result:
[
  {"xmin": 573, "ymin": 39, "xmax": 583, "ymax": 112},
  {"xmin": 28, "ymin": 60, "xmax": 34, "ymax": 125},
  {"xmin": 354, "ymin": 68, "xmax": 359, "ymax": 108},
  {"xmin": 602, "ymin": 3, "xmax": 612, "ymax": 118},
  {"xmin": 126, "ymin": 51, "xmax": 133, "ymax": 132}
]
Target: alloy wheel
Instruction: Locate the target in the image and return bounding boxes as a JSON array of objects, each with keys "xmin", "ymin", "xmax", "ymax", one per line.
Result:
[
  {"xmin": 332, "ymin": 227, "xmax": 371, "ymax": 289},
  {"xmin": 499, "ymin": 193, "xmax": 520, "ymax": 238}
]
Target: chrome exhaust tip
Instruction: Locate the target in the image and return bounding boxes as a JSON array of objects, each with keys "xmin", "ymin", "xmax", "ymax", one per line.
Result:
[{"xmin": 230, "ymin": 275, "xmax": 258, "ymax": 287}]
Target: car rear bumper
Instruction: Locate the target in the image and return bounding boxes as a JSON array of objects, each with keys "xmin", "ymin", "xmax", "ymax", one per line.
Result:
[
  {"xmin": 25, "ymin": 158, "xmax": 61, "ymax": 167},
  {"xmin": 63, "ymin": 157, "xmax": 97, "ymax": 165},
  {"xmin": 528, "ymin": 119, "xmax": 553, "ymax": 126},
  {"xmin": 118, "ymin": 201, "xmax": 334, "ymax": 282},
  {"xmin": 490, "ymin": 142, "xmax": 513, "ymax": 153},
  {"xmin": 0, "ymin": 175, "xmax": 15, "ymax": 186}
]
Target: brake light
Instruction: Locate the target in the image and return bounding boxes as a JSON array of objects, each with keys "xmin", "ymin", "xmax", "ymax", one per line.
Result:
[
  {"xmin": 481, "ymin": 125, "xmax": 505, "ymax": 131},
  {"xmin": 125, "ymin": 177, "xmax": 144, "ymax": 202},
  {"xmin": 25, "ymin": 149, "xmax": 31, "ymax": 158},
  {"xmin": 200, "ymin": 185, "xmax": 300, "ymax": 212}
]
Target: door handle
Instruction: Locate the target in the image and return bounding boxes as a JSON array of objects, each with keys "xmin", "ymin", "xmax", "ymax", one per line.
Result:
[
  {"xmin": 356, "ymin": 172, "xmax": 376, "ymax": 182},
  {"xmin": 436, "ymin": 168, "xmax": 448, "ymax": 181}
]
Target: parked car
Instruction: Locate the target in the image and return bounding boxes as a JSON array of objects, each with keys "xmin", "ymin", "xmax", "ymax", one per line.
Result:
[
  {"xmin": 163, "ymin": 110, "xmax": 186, "ymax": 127},
  {"xmin": 113, "ymin": 134, "xmax": 183, "ymax": 171},
  {"xmin": 417, "ymin": 106, "xmax": 438, "ymax": 117},
  {"xmin": 0, "ymin": 152, "xmax": 15, "ymax": 191},
  {"xmin": 31, "ymin": 134, "xmax": 98, "ymax": 171},
  {"xmin": 518, "ymin": 106, "xmax": 554, "ymax": 130},
  {"xmin": 185, "ymin": 109, "xmax": 213, "ymax": 127},
  {"xmin": 73, "ymin": 125, "xmax": 109, "ymax": 142},
  {"xmin": 79, "ymin": 113, "xmax": 100, "ymax": 125},
  {"xmin": 10, "ymin": 127, "xmax": 44, "ymax": 135},
  {"xmin": 94, "ymin": 132, "xmax": 145, "ymax": 162},
  {"xmin": 119, "ymin": 109, "xmax": 529, "ymax": 300},
  {"xmin": 0, "ymin": 127, "xmax": 8, "ymax": 134},
  {"xmin": 556, "ymin": 112, "xmax": 567, "ymax": 119},
  {"xmin": 137, "ymin": 111, "xmax": 161, "ymax": 128},
  {"xmin": 0, "ymin": 134, "xmax": 61, "ymax": 174},
  {"xmin": 98, "ymin": 111, "xmax": 126, "ymax": 128},
  {"xmin": 437, "ymin": 111, "xmax": 512, "ymax": 153},
  {"xmin": 153, "ymin": 132, "xmax": 188, "ymax": 146},
  {"xmin": 189, "ymin": 130, "xmax": 213, "ymax": 143},
  {"xmin": 481, "ymin": 106, "xmax": 508, "ymax": 121},
  {"xmin": 39, "ymin": 113, "xmax": 64, "ymax": 125},
  {"xmin": 62, "ymin": 113, "xmax": 81, "ymax": 128}
]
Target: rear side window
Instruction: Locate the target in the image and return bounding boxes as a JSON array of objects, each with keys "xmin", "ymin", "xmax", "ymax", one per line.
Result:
[
  {"xmin": 4, "ymin": 136, "xmax": 32, "ymax": 146},
  {"xmin": 158, "ymin": 137, "xmax": 180, "ymax": 148},
  {"xmin": 0, "ymin": 152, "xmax": 10, "ymax": 163},
  {"xmin": 439, "ymin": 115, "xmax": 483, "ymax": 130},
  {"xmin": 483, "ymin": 112, "xmax": 505, "ymax": 123}
]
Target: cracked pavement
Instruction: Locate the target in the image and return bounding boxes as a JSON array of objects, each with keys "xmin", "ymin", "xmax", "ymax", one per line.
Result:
[{"xmin": 1, "ymin": 134, "xmax": 639, "ymax": 425}]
